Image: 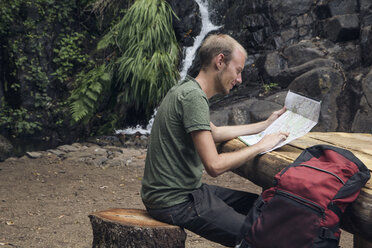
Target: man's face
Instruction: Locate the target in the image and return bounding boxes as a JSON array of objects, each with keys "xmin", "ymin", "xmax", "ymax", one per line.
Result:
[{"xmin": 216, "ymin": 49, "xmax": 245, "ymax": 95}]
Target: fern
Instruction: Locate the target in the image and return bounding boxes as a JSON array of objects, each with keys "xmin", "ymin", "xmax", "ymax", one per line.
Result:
[
  {"xmin": 69, "ymin": 65, "xmax": 109, "ymax": 122},
  {"xmin": 100, "ymin": 0, "xmax": 179, "ymax": 112}
]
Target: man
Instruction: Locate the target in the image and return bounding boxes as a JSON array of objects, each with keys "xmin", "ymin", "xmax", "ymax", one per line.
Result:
[{"xmin": 141, "ymin": 34, "xmax": 288, "ymax": 247}]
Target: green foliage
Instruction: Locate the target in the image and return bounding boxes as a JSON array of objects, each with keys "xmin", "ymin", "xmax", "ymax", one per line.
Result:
[
  {"xmin": 0, "ymin": 0, "xmax": 98, "ymax": 139},
  {"xmin": 100, "ymin": 0, "xmax": 179, "ymax": 110},
  {"xmin": 263, "ymin": 82, "xmax": 279, "ymax": 94},
  {"xmin": 69, "ymin": 65, "xmax": 110, "ymax": 122},
  {"xmin": 69, "ymin": 0, "xmax": 180, "ymax": 127},
  {"xmin": 0, "ymin": 106, "xmax": 42, "ymax": 137},
  {"xmin": 53, "ymin": 32, "xmax": 93, "ymax": 82}
]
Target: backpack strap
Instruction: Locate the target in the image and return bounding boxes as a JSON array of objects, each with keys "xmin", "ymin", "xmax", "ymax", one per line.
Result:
[
  {"xmin": 318, "ymin": 227, "xmax": 339, "ymax": 241},
  {"xmin": 328, "ymin": 202, "xmax": 343, "ymax": 220}
]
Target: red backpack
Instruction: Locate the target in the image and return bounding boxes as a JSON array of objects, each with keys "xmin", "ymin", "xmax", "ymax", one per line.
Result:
[{"xmin": 237, "ymin": 145, "xmax": 371, "ymax": 248}]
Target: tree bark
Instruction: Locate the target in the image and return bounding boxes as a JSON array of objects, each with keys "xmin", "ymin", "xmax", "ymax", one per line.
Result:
[{"xmin": 89, "ymin": 208, "xmax": 187, "ymax": 248}]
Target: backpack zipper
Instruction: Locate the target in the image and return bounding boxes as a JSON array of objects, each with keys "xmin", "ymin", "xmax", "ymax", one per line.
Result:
[
  {"xmin": 276, "ymin": 190, "xmax": 325, "ymax": 216},
  {"xmin": 300, "ymin": 164, "xmax": 345, "ymax": 185}
]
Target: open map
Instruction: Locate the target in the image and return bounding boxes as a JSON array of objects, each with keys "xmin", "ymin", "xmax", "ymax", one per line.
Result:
[{"xmin": 239, "ymin": 91, "xmax": 321, "ymax": 153}]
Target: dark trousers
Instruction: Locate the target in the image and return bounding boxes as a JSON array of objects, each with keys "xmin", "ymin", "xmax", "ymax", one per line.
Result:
[{"xmin": 146, "ymin": 184, "xmax": 258, "ymax": 247}]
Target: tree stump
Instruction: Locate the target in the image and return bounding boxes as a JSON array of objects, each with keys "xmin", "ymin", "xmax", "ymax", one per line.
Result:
[{"xmin": 89, "ymin": 208, "xmax": 187, "ymax": 248}]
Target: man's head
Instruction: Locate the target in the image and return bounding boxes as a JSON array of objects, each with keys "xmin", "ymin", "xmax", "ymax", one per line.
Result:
[
  {"xmin": 198, "ymin": 34, "xmax": 247, "ymax": 95},
  {"xmin": 199, "ymin": 34, "xmax": 247, "ymax": 71}
]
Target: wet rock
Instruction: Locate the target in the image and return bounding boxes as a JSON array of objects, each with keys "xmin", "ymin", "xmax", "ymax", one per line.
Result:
[
  {"xmin": 228, "ymin": 107, "xmax": 250, "ymax": 125},
  {"xmin": 167, "ymin": 0, "xmax": 201, "ymax": 46},
  {"xmin": 273, "ymin": 58, "xmax": 339, "ymax": 88},
  {"xmin": 321, "ymin": 14, "xmax": 360, "ymax": 42},
  {"xmin": 315, "ymin": 0, "xmax": 357, "ymax": 19},
  {"xmin": 288, "ymin": 67, "xmax": 344, "ymax": 131},
  {"xmin": 263, "ymin": 52, "xmax": 287, "ymax": 78},
  {"xmin": 269, "ymin": 0, "xmax": 313, "ymax": 26},
  {"xmin": 352, "ymin": 70, "xmax": 372, "ymax": 133},
  {"xmin": 327, "ymin": 42, "xmax": 361, "ymax": 70},
  {"xmin": 248, "ymin": 100, "xmax": 282, "ymax": 122},
  {"xmin": 283, "ymin": 41, "xmax": 325, "ymax": 67},
  {"xmin": 0, "ymin": 135, "xmax": 13, "ymax": 162}
]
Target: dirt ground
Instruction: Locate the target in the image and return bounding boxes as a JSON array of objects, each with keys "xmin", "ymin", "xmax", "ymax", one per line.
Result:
[{"xmin": 0, "ymin": 146, "xmax": 353, "ymax": 248}]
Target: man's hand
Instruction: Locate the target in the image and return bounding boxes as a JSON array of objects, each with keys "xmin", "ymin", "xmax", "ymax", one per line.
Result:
[
  {"xmin": 265, "ymin": 107, "xmax": 287, "ymax": 127},
  {"xmin": 256, "ymin": 131, "xmax": 289, "ymax": 153}
]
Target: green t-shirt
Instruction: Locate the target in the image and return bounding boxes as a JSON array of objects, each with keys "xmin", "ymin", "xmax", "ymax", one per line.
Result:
[{"xmin": 141, "ymin": 76, "xmax": 211, "ymax": 209}]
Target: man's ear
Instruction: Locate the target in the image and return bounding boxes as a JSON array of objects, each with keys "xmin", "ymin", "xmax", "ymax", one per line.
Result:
[{"xmin": 215, "ymin": 53, "xmax": 225, "ymax": 70}]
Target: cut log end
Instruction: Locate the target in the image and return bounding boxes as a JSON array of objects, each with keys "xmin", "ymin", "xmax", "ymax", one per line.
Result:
[{"xmin": 89, "ymin": 208, "xmax": 187, "ymax": 248}]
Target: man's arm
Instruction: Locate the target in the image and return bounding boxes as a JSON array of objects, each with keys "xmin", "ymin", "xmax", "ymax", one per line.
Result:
[
  {"xmin": 191, "ymin": 129, "xmax": 288, "ymax": 177},
  {"xmin": 210, "ymin": 107, "xmax": 286, "ymax": 143}
]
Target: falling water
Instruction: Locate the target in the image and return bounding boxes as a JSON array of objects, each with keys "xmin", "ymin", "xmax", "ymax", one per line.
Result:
[
  {"xmin": 179, "ymin": 0, "xmax": 221, "ymax": 80},
  {"xmin": 116, "ymin": 0, "xmax": 220, "ymax": 135}
]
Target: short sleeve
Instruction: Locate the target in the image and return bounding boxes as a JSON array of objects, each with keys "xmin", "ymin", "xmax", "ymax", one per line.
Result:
[{"xmin": 181, "ymin": 90, "xmax": 211, "ymax": 133}]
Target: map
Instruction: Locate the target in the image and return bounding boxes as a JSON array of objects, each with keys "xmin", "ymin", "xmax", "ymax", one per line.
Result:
[{"xmin": 239, "ymin": 91, "xmax": 321, "ymax": 153}]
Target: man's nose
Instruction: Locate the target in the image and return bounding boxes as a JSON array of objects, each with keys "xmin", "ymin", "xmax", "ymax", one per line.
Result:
[{"xmin": 236, "ymin": 73, "xmax": 242, "ymax": 84}]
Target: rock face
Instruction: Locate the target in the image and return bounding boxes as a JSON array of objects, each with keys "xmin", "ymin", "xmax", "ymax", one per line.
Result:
[{"xmin": 176, "ymin": 0, "xmax": 372, "ymax": 133}]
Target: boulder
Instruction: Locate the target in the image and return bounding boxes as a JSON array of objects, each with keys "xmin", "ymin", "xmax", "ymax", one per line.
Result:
[
  {"xmin": 322, "ymin": 14, "xmax": 360, "ymax": 42},
  {"xmin": 273, "ymin": 58, "xmax": 339, "ymax": 87},
  {"xmin": 352, "ymin": 70, "xmax": 372, "ymax": 133},
  {"xmin": 268, "ymin": 0, "xmax": 313, "ymax": 26},
  {"xmin": 323, "ymin": 14, "xmax": 359, "ymax": 42},
  {"xmin": 283, "ymin": 41, "xmax": 325, "ymax": 67},
  {"xmin": 247, "ymin": 100, "xmax": 282, "ymax": 123},
  {"xmin": 167, "ymin": 0, "xmax": 201, "ymax": 47},
  {"xmin": 0, "ymin": 135, "xmax": 14, "ymax": 161},
  {"xmin": 263, "ymin": 52, "xmax": 287, "ymax": 78},
  {"xmin": 288, "ymin": 67, "xmax": 344, "ymax": 131}
]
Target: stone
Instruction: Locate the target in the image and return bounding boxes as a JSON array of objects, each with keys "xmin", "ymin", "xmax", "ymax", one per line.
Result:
[
  {"xmin": 228, "ymin": 107, "xmax": 250, "ymax": 125},
  {"xmin": 265, "ymin": 91, "xmax": 287, "ymax": 106},
  {"xmin": 275, "ymin": 58, "xmax": 339, "ymax": 87},
  {"xmin": 167, "ymin": 0, "xmax": 201, "ymax": 46},
  {"xmin": 327, "ymin": 0, "xmax": 357, "ymax": 16},
  {"xmin": 47, "ymin": 149, "xmax": 66, "ymax": 157},
  {"xmin": 57, "ymin": 145, "xmax": 79, "ymax": 153},
  {"xmin": 243, "ymin": 14, "xmax": 269, "ymax": 32},
  {"xmin": 26, "ymin": 152, "xmax": 43, "ymax": 159},
  {"xmin": 269, "ymin": 0, "xmax": 313, "ymax": 26},
  {"xmin": 288, "ymin": 67, "xmax": 344, "ymax": 131},
  {"xmin": 361, "ymin": 26, "xmax": 372, "ymax": 66},
  {"xmin": 283, "ymin": 41, "xmax": 325, "ymax": 67},
  {"xmin": 322, "ymin": 14, "xmax": 360, "ymax": 42},
  {"xmin": 327, "ymin": 42, "xmax": 361, "ymax": 70},
  {"xmin": 263, "ymin": 52, "xmax": 287, "ymax": 78},
  {"xmin": 248, "ymin": 100, "xmax": 282, "ymax": 123},
  {"xmin": 0, "ymin": 135, "xmax": 13, "ymax": 162},
  {"xmin": 352, "ymin": 70, "xmax": 372, "ymax": 133}
]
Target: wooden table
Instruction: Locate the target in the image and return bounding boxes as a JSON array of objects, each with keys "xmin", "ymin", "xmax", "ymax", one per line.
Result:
[{"xmin": 219, "ymin": 132, "xmax": 372, "ymax": 248}]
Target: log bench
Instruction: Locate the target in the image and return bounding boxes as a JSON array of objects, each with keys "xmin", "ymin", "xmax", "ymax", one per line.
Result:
[
  {"xmin": 89, "ymin": 208, "xmax": 186, "ymax": 248},
  {"xmin": 219, "ymin": 132, "xmax": 372, "ymax": 248}
]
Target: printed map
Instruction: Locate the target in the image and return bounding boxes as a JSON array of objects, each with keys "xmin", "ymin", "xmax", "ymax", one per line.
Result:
[{"xmin": 239, "ymin": 91, "xmax": 321, "ymax": 153}]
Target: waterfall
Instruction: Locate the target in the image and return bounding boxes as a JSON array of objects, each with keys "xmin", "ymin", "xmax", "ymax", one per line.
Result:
[
  {"xmin": 179, "ymin": 0, "xmax": 221, "ymax": 80},
  {"xmin": 116, "ymin": 0, "xmax": 220, "ymax": 135}
]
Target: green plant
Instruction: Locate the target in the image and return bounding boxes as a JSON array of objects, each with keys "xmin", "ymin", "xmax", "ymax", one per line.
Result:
[
  {"xmin": 263, "ymin": 82, "xmax": 279, "ymax": 94},
  {"xmin": 69, "ymin": 0, "xmax": 180, "ymax": 125},
  {"xmin": 53, "ymin": 32, "xmax": 93, "ymax": 83},
  {"xmin": 69, "ymin": 64, "xmax": 110, "ymax": 122}
]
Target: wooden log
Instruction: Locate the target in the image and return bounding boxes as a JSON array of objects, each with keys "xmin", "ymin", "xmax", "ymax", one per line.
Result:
[
  {"xmin": 218, "ymin": 132, "xmax": 372, "ymax": 244},
  {"xmin": 89, "ymin": 208, "xmax": 187, "ymax": 248}
]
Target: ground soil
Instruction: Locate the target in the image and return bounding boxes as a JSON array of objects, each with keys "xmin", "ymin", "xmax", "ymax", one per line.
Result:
[{"xmin": 0, "ymin": 147, "xmax": 353, "ymax": 248}]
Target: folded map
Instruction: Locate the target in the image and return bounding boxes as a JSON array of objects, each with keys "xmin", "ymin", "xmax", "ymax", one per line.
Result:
[{"xmin": 239, "ymin": 91, "xmax": 321, "ymax": 153}]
